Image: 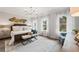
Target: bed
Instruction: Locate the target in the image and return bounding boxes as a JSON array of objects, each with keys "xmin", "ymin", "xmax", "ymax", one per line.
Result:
[{"xmin": 9, "ymin": 24, "xmax": 32, "ymax": 45}]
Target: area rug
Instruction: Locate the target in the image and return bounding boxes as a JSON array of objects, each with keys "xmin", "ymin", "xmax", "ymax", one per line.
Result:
[{"xmin": 0, "ymin": 40, "xmax": 5, "ymax": 52}]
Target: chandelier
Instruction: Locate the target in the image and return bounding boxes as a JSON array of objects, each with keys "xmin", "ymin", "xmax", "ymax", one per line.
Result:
[{"xmin": 24, "ymin": 7, "xmax": 38, "ymax": 19}]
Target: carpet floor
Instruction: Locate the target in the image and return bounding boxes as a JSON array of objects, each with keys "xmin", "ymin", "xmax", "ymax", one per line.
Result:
[
  {"xmin": 0, "ymin": 40, "xmax": 5, "ymax": 52},
  {"xmin": 5, "ymin": 36, "xmax": 61, "ymax": 52}
]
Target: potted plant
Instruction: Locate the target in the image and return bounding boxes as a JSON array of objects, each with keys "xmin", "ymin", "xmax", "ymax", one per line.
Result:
[{"xmin": 72, "ymin": 29, "xmax": 79, "ymax": 34}]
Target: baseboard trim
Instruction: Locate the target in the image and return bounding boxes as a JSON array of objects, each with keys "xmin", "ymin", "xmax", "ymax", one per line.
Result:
[{"xmin": 39, "ymin": 35, "xmax": 58, "ymax": 40}]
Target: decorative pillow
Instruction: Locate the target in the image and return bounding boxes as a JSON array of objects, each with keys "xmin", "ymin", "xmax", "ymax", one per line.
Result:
[
  {"xmin": 12, "ymin": 26, "xmax": 32, "ymax": 32},
  {"xmin": 75, "ymin": 32, "xmax": 79, "ymax": 39},
  {"xmin": 13, "ymin": 26, "xmax": 22, "ymax": 31}
]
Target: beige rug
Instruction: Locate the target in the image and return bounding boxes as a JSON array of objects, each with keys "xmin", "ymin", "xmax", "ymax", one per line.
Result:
[
  {"xmin": 5, "ymin": 39, "xmax": 23, "ymax": 52},
  {"xmin": 5, "ymin": 36, "xmax": 60, "ymax": 52},
  {"xmin": 0, "ymin": 40, "xmax": 5, "ymax": 52},
  {"xmin": 4, "ymin": 36, "xmax": 60, "ymax": 52}
]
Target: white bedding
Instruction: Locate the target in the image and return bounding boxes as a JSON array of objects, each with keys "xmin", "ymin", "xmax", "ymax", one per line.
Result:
[{"xmin": 11, "ymin": 30, "xmax": 31, "ymax": 36}]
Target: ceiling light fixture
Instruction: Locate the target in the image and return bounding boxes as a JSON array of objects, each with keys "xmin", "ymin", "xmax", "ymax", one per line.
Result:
[{"xmin": 24, "ymin": 7, "xmax": 38, "ymax": 19}]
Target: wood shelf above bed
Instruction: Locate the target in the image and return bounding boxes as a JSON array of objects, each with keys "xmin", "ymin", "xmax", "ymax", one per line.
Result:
[{"xmin": 12, "ymin": 24, "xmax": 27, "ymax": 26}]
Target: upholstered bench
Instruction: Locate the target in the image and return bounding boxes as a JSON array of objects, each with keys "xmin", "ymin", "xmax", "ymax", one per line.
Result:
[
  {"xmin": 22, "ymin": 34, "xmax": 38, "ymax": 45},
  {"xmin": 22, "ymin": 35, "xmax": 32, "ymax": 40}
]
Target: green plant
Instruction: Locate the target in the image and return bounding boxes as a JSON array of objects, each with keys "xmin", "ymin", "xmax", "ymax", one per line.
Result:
[{"xmin": 72, "ymin": 29, "xmax": 79, "ymax": 34}]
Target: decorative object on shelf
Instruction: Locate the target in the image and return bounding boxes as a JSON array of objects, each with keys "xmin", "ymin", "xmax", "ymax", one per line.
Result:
[
  {"xmin": 75, "ymin": 32, "xmax": 79, "ymax": 46},
  {"xmin": 73, "ymin": 29, "xmax": 79, "ymax": 46},
  {"xmin": 9, "ymin": 17, "xmax": 27, "ymax": 24}
]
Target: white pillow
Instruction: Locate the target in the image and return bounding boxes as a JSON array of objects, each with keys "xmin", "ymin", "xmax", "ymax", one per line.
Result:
[
  {"xmin": 13, "ymin": 26, "xmax": 22, "ymax": 31},
  {"xmin": 12, "ymin": 26, "xmax": 31, "ymax": 31}
]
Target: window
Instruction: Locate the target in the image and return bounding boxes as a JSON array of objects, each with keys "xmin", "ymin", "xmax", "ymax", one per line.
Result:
[
  {"xmin": 43, "ymin": 20, "xmax": 47, "ymax": 30},
  {"xmin": 34, "ymin": 23, "xmax": 36, "ymax": 30},
  {"xmin": 33, "ymin": 20, "xmax": 37, "ymax": 30},
  {"xmin": 41, "ymin": 17, "xmax": 48, "ymax": 31},
  {"xmin": 59, "ymin": 16, "xmax": 67, "ymax": 32}
]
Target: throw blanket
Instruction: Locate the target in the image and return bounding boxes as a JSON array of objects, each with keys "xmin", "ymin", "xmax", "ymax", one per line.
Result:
[{"xmin": 0, "ymin": 28, "xmax": 11, "ymax": 39}]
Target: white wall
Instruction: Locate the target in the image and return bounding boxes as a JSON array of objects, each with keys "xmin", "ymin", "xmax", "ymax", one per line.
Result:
[
  {"xmin": 0, "ymin": 11, "xmax": 32, "ymax": 26},
  {"xmin": 67, "ymin": 14, "xmax": 75, "ymax": 33},
  {"xmin": 0, "ymin": 12, "xmax": 23, "ymax": 24},
  {"xmin": 31, "ymin": 10, "xmax": 75, "ymax": 39},
  {"xmin": 47, "ymin": 13, "xmax": 57, "ymax": 38}
]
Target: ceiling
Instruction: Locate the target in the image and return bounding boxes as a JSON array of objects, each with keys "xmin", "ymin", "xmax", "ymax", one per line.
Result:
[
  {"xmin": 70, "ymin": 7, "xmax": 79, "ymax": 16},
  {"xmin": 0, "ymin": 7, "xmax": 69, "ymax": 19}
]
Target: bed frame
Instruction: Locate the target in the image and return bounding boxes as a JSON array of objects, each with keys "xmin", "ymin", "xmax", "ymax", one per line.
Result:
[{"xmin": 11, "ymin": 24, "xmax": 31, "ymax": 44}]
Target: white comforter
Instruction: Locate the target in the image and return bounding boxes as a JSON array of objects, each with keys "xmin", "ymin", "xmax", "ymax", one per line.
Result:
[{"xmin": 11, "ymin": 30, "xmax": 31, "ymax": 36}]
